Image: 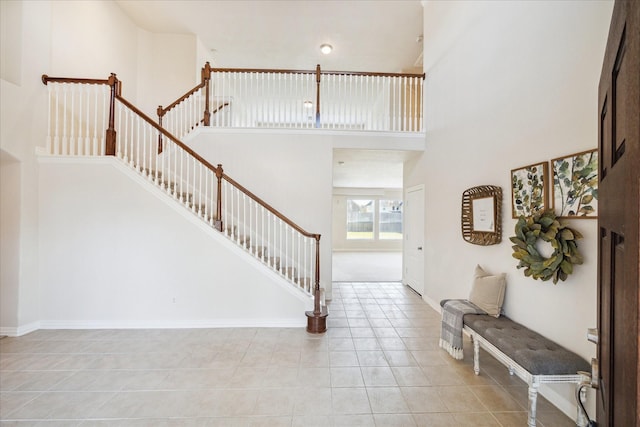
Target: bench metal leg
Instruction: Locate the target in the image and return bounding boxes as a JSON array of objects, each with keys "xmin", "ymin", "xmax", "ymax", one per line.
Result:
[
  {"xmin": 473, "ymin": 335, "xmax": 480, "ymax": 375},
  {"xmin": 576, "ymin": 379, "xmax": 588, "ymax": 427},
  {"xmin": 527, "ymin": 381, "xmax": 539, "ymax": 427}
]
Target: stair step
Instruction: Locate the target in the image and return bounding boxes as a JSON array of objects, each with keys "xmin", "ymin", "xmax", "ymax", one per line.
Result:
[
  {"xmin": 237, "ymin": 235, "xmax": 250, "ymax": 247},
  {"xmin": 252, "ymin": 246, "xmax": 267, "ymax": 258},
  {"xmin": 296, "ymin": 277, "xmax": 313, "ymax": 288},
  {"xmin": 282, "ymin": 266, "xmax": 297, "ymax": 278},
  {"xmin": 268, "ymin": 257, "xmax": 281, "ymax": 269}
]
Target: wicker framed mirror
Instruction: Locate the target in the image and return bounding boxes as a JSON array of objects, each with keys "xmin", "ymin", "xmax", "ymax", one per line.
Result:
[{"xmin": 461, "ymin": 185, "xmax": 502, "ymax": 245}]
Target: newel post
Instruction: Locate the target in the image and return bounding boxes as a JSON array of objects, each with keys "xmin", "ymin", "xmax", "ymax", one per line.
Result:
[
  {"xmin": 203, "ymin": 62, "xmax": 212, "ymax": 126},
  {"xmin": 215, "ymin": 164, "xmax": 224, "ymax": 232},
  {"xmin": 306, "ymin": 234, "xmax": 328, "ymax": 333},
  {"xmin": 315, "ymin": 64, "xmax": 321, "ymax": 128},
  {"xmin": 105, "ymin": 73, "xmax": 119, "ymax": 156}
]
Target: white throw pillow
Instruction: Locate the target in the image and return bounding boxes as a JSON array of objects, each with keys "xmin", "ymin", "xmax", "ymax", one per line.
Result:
[{"xmin": 469, "ymin": 265, "xmax": 506, "ymax": 318}]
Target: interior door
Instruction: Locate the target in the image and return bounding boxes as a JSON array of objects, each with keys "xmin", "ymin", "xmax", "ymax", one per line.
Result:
[
  {"xmin": 404, "ymin": 185, "xmax": 424, "ymax": 295},
  {"xmin": 596, "ymin": 1, "xmax": 639, "ymax": 425}
]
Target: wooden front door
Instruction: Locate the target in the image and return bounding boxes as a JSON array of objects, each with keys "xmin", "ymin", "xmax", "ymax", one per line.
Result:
[{"xmin": 597, "ymin": 1, "xmax": 639, "ymax": 425}]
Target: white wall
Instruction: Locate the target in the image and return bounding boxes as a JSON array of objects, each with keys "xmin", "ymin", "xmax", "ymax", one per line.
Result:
[
  {"xmin": 37, "ymin": 158, "xmax": 311, "ymax": 328},
  {"xmin": 0, "ymin": 0, "xmax": 52, "ymax": 334},
  {"xmin": 332, "ymin": 188, "xmax": 403, "ymax": 252},
  {"xmin": 0, "ymin": 0, "xmax": 22, "ymax": 85},
  {"xmin": 135, "ymin": 32, "xmax": 201, "ymax": 117},
  {"xmin": 407, "ymin": 0, "xmax": 613, "ymax": 418},
  {"xmin": 50, "ymin": 1, "xmax": 140, "ymax": 95},
  {"xmin": 49, "ymin": 1, "xmax": 206, "ymax": 117},
  {"xmin": 0, "ymin": 152, "xmax": 21, "ymax": 332}
]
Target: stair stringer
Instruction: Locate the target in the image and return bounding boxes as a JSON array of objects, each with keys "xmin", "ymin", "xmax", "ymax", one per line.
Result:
[{"xmin": 37, "ymin": 155, "xmax": 314, "ymax": 330}]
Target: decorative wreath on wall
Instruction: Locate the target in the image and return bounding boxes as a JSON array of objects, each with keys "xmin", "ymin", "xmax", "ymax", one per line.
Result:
[{"xmin": 509, "ymin": 210, "xmax": 584, "ymax": 284}]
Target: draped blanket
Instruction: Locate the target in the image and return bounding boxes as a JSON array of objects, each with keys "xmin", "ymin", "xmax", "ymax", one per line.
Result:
[{"xmin": 439, "ymin": 299, "xmax": 485, "ymax": 360}]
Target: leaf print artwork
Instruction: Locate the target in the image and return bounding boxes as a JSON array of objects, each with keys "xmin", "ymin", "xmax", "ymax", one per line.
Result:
[
  {"xmin": 551, "ymin": 149, "xmax": 598, "ymax": 218},
  {"xmin": 510, "ymin": 162, "xmax": 549, "ymax": 218}
]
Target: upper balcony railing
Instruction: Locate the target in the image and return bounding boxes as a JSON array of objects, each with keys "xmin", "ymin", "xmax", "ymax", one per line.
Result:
[{"xmin": 158, "ymin": 63, "xmax": 424, "ymax": 140}]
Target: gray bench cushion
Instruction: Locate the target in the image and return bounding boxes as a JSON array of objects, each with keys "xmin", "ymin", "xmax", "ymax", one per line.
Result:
[{"xmin": 463, "ymin": 314, "xmax": 590, "ymax": 376}]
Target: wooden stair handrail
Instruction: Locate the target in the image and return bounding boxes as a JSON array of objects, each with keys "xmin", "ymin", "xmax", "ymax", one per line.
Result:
[
  {"xmin": 222, "ymin": 173, "xmax": 320, "ymax": 240},
  {"xmin": 114, "ymin": 95, "xmax": 220, "ymax": 172},
  {"xmin": 212, "ymin": 102, "xmax": 230, "ymax": 114},
  {"xmin": 158, "ymin": 62, "xmax": 212, "ymax": 127},
  {"xmin": 42, "ymin": 75, "xmax": 111, "ymax": 86},
  {"xmin": 157, "ymin": 82, "xmax": 205, "ymax": 117},
  {"xmin": 210, "ymin": 66, "xmax": 425, "ymax": 79}
]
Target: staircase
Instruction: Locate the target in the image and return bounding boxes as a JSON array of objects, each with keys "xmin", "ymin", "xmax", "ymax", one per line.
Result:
[{"xmin": 41, "ymin": 72, "xmax": 328, "ymax": 332}]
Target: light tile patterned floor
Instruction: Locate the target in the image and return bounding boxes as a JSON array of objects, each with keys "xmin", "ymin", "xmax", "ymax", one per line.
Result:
[{"xmin": 0, "ymin": 282, "xmax": 576, "ymax": 426}]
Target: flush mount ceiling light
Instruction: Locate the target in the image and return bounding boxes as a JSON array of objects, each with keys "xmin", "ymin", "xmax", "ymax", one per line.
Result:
[{"xmin": 320, "ymin": 44, "xmax": 333, "ymax": 55}]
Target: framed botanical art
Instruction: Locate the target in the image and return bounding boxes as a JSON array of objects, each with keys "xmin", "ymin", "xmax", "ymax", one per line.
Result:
[
  {"xmin": 511, "ymin": 162, "xmax": 549, "ymax": 218},
  {"xmin": 551, "ymin": 149, "xmax": 598, "ymax": 218}
]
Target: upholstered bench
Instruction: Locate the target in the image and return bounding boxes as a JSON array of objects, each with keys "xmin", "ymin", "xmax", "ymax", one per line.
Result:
[{"xmin": 463, "ymin": 314, "xmax": 591, "ymax": 427}]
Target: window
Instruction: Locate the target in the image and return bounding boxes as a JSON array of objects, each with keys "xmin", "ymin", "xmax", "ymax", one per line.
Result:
[
  {"xmin": 379, "ymin": 199, "xmax": 403, "ymax": 239},
  {"xmin": 346, "ymin": 198, "xmax": 403, "ymax": 240},
  {"xmin": 347, "ymin": 199, "xmax": 374, "ymax": 239}
]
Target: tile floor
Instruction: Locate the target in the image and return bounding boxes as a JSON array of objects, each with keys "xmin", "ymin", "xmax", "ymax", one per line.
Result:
[{"xmin": 0, "ymin": 282, "xmax": 576, "ymax": 426}]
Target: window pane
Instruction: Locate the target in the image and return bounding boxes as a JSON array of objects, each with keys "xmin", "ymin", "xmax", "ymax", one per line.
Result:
[
  {"xmin": 379, "ymin": 199, "xmax": 403, "ymax": 239},
  {"xmin": 347, "ymin": 199, "xmax": 374, "ymax": 239}
]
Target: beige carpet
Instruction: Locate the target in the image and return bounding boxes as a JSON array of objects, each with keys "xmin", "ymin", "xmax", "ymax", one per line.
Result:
[{"xmin": 332, "ymin": 251, "xmax": 402, "ymax": 282}]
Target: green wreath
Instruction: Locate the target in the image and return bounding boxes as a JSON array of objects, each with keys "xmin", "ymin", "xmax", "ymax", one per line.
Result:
[{"xmin": 510, "ymin": 210, "xmax": 584, "ymax": 284}]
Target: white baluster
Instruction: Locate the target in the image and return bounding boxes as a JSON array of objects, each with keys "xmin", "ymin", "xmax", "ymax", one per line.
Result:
[
  {"xmin": 276, "ymin": 217, "xmax": 281, "ymax": 273},
  {"xmin": 81, "ymin": 84, "xmax": 87, "ymax": 155},
  {"xmin": 185, "ymin": 151, "xmax": 191, "ymax": 207},
  {"xmin": 236, "ymin": 186, "xmax": 241, "ymax": 241},
  {"xmin": 173, "ymin": 143, "xmax": 178, "ymax": 191},
  {"xmin": 365, "ymin": 75, "xmax": 370, "ymax": 130},
  {"xmin": 403, "ymin": 76, "xmax": 408, "ymax": 131},
  {"xmin": 353, "ymin": 75, "xmax": 358, "ymax": 129},
  {"xmin": 116, "ymin": 103, "xmax": 122, "ymax": 159},
  {"xmin": 418, "ymin": 78, "xmax": 424, "ymax": 132},
  {"xmin": 70, "ymin": 84, "xmax": 77, "ymax": 155},
  {"xmin": 189, "ymin": 156, "xmax": 195, "ymax": 212},
  {"xmin": 53, "ymin": 83, "xmax": 59, "ymax": 153},
  {"xmin": 91, "ymin": 85, "xmax": 98, "ymax": 155},
  {"xmin": 197, "ymin": 163, "xmax": 202, "ymax": 216},
  {"xmin": 144, "ymin": 122, "xmax": 150, "ymax": 176},
  {"xmin": 261, "ymin": 204, "xmax": 265, "ymax": 262},
  {"xmin": 46, "ymin": 84, "xmax": 53, "ymax": 154},
  {"xmin": 77, "ymin": 84, "xmax": 85, "ymax": 155},
  {"xmin": 82, "ymin": 85, "xmax": 89, "ymax": 155},
  {"xmin": 221, "ymin": 179, "xmax": 226, "ymax": 232},
  {"xmin": 61, "ymin": 84, "xmax": 68, "ymax": 155}
]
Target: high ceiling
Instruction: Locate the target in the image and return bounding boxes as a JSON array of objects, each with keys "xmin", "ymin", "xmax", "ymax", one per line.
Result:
[
  {"xmin": 115, "ymin": 0, "xmax": 424, "ymax": 73},
  {"xmin": 115, "ymin": 0, "xmax": 424, "ymax": 188}
]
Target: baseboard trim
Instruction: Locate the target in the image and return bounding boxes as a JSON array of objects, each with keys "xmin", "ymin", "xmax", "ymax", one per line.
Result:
[
  {"xmin": 421, "ymin": 293, "xmax": 442, "ymax": 314},
  {"xmin": 39, "ymin": 318, "xmax": 306, "ymax": 330},
  {"xmin": 539, "ymin": 383, "xmax": 592, "ymax": 423},
  {"xmin": 0, "ymin": 321, "xmax": 41, "ymax": 337}
]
